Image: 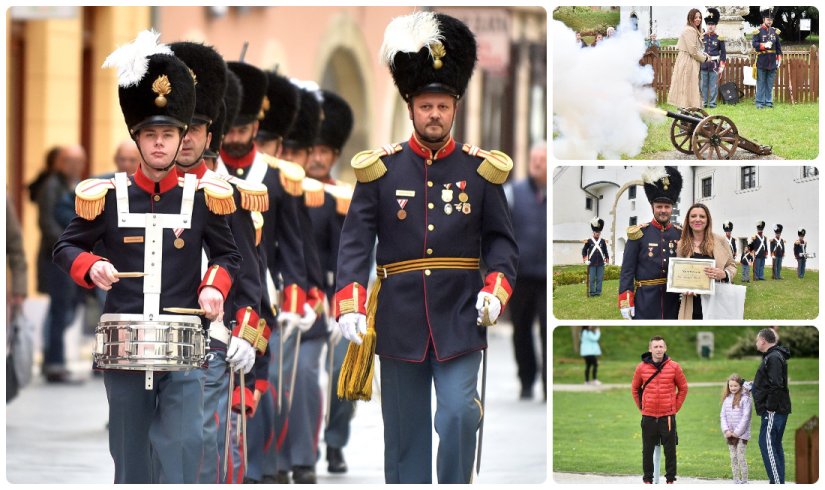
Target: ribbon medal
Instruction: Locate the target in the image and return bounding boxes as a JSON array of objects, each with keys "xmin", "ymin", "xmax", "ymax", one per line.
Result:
[
  {"xmin": 397, "ymin": 199, "xmax": 408, "ymax": 220},
  {"xmin": 456, "ymin": 181, "xmax": 469, "ymax": 203},
  {"xmin": 441, "ymin": 183, "xmax": 454, "ymax": 203}
]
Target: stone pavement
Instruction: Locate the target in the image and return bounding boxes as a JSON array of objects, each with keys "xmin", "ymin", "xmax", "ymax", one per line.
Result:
[{"xmin": 5, "ymin": 297, "xmax": 547, "ymax": 484}]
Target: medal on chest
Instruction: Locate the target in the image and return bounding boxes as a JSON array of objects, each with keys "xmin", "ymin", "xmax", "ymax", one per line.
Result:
[
  {"xmin": 396, "ymin": 198, "xmax": 408, "ymax": 220},
  {"xmin": 441, "ymin": 183, "xmax": 453, "ymax": 203}
]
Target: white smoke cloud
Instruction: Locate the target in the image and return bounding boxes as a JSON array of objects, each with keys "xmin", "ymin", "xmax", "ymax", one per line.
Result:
[{"xmin": 552, "ymin": 20, "xmax": 664, "ymax": 159}]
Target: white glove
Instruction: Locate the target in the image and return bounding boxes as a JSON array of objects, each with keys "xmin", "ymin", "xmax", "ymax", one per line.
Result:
[
  {"xmin": 327, "ymin": 316, "xmax": 343, "ymax": 346},
  {"xmin": 297, "ymin": 303, "xmax": 317, "ymax": 333},
  {"xmin": 620, "ymin": 306, "xmax": 635, "ymax": 320},
  {"xmin": 584, "ymin": 260, "xmax": 590, "ymax": 265},
  {"xmin": 278, "ymin": 311, "xmax": 301, "ymax": 340},
  {"xmin": 764, "ymin": 41, "xmax": 773, "ymax": 49},
  {"xmin": 338, "ymin": 312, "xmax": 367, "ymax": 345},
  {"xmin": 475, "ymin": 292, "xmax": 502, "ymax": 326},
  {"xmin": 717, "ymin": 65, "xmax": 725, "ymax": 75},
  {"xmin": 776, "ymin": 59, "xmax": 781, "ymax": 69},
  {"xmin": 226, "ymin": 336, "xmax": 255, "ymax": 374}
]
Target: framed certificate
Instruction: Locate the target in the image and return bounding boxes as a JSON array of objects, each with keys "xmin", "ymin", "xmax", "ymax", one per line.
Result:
[{"xmin": 666, "ymin": 258, "xmax": 716, "ymax": 295}]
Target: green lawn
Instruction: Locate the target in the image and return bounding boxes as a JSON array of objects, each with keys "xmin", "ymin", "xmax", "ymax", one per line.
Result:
[
  {"xmin": 552, "ymin": 6, "xmax": 620, "ymax": 40},
  {"xmin": 552, "ymin": 265, "xmax": 818, "ymax": 320},
  {"xmin": 633, "ymin": 102, "xmax": 819, "ymax": 160},
  {"xmin": 553, "ymin": 384, "xmax": 819, "ymax": 480}
]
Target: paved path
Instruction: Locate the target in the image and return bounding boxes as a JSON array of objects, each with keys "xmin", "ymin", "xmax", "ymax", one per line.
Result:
[
  {"xmin": 6, "ymin": 298, "xmax": 547, "ymax": 484},
  {"xmin": 554, "ymin": 472, "xmax": 773, "ymax": 484}
]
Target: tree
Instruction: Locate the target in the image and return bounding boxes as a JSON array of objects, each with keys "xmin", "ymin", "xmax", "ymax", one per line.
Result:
[{"xmin": 744, "ymin": 7, "xmax": 819, "ymax": 42}]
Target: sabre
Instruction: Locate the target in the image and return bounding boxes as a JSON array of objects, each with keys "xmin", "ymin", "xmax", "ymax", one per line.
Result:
[
  {"xmin": 277, "ymin": 322, "xmax": 284, "ymax": 414},
  {"xmin": 286, "ymin": 330, "xmax": 302, "ymax": 414},
  {"xmin": 239, "ymin": 41, "xmax": 249, "ymax": 63},
  {"xmin": 476, "ymin": 296, "xmax": 495, "ymax": 327},
  {"xmin": 240, "ymin": 370, "xmax": 248, "ymax": 469},
  {"xmin": 324, "ymin": 338, "xmax": 334, "ymax": 429},
  {"xmin": 475, "ymin": 347, "xmax": 488, "ymax": 475},
  {"xmin": 223, "ymin": 366, "xmax": 234, "ymax": 478}
]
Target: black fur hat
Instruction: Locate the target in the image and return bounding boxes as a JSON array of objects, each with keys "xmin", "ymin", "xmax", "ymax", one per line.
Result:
[
  {"xmin": 102, "ymin": 30, "xmax": 195, "ymax": 134},
  {"xmin": 204, "ymin": 101, "xmax": 226, "ymax": 159},
  {"xmin": 798, "ymin": 228, "xmax": 806, "ymax": 237},
  {"xmin": 774, "ymin": 224, "xmax": 783, "ymax": 234},
  {"xmin": 756, "ymin": 221, "xmax": 766, "ymax": 231},
  {"xmin": 207, "ymin": 69, "xmax": 242, "ymax": 156},
  {"xmin": 282, "ymin": 86, "xmax": 321, "ymax": 151},
  {"xmin": 169, "ymin": 42, "xmax": 227, "ymax": 127},
  {"xmin": 642, "ymin": 166, "xmax": 682, "ymax": 205},
  {"xmin": 227, "ymin": 61, "xmax": 268, "ymax": 126},
  {"xmin": 258, "ymin": 71, "xmax": 300, "ymax": 142},
  {"xmin": 761, "ymin": 8, "xmax": 774, "ymax": 20},
  {"xmin": 722, "ymin": 221, "xmax": 733, "ymax": 232},
  {"xmin": 316, "ymin": 90, "xmax": 354, "ymax": 151},
  {"xmin": 590, "ymin": 217, "xmax": 604, "ymax": 232},
  {"xmin": 704, "ymin": 8, "xmax": 720, "ymax": 26},
  {"xmin": 380, "ymin": 12, "xmax": 477, "ymax": 101}
]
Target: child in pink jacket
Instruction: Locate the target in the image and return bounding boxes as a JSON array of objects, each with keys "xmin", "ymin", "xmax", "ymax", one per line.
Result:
[{"xmin": 720, "ymin": 374, "xmax": 752, "ymax": 484}]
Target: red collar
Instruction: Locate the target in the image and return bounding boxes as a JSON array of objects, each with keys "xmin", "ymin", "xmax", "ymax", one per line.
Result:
[
  {"xmin": 408, "ymin": 134, "xmax": 456, "ymax": 160},
  {"xmin": 219, "ymin": 144, "xmax": 258, "ymax": 169},
  {"xmin": 650, "ymin": 219, "xmax": 672, "ymax": 231},
  {"xmin": 176, "ymin": 161, "xmax": 208, "ymax": 178},
  {"xmin": 134, "ymin": 165, "xmax": 180, "ymax": 194}
]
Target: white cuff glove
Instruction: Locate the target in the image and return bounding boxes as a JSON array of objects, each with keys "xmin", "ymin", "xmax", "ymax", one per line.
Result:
[
  {"xmin": 717, "ymin": 65, "xmax": 725, "ymax": 75},
  {"xmin": 776, "ymin": 59, "xmax": 781, "ymax": 69},
  {"xmin": 278, "ymin": 311, "xmax": 301, "ymax": 340},
  {"xmin": 620, "ymin": 306, "xmax": 635, "ymax": 320},
  {"xmin": 297, "ymin": 303, "xmax": 317, "ymax": 333},
  {"xmin": 475, "ymin": 292, "xmax": 502, "ymax": 326},
  {"xmin": 764, "ymin": 41, "xmax": 773, "ymax": 49},
  {"xmin": 226, "ymin": 336, "xmax": 255, "ymax": 374},
  {"xmin": 327, "ymin": 316, "xmax": 343, "ymax": 346},
  {"xmin": 338, "ymin": 312, "xmax": 367, "ymax": 345},
  {"xmin": 584, "ymin": 260, "xmax": 590, "ymax": 265}
]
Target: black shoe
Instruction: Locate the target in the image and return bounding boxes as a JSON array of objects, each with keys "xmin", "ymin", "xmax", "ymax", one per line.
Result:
[
  {"xmin": 327, "ymin": 446, "xmax": 348, "ymax": 473},
  {"xmin": 243, "ymin": 477, "xmax": 260, "ymax": 484},
  {"xmin": 261, "ymin": 473, "xmax": 289, "ymax": 484},
  {"xmin": 44, "ymin": 370, "xmax": 85, "ymax": 384},
  {"xmin": 519, "ymin": 387, "xmax": 533, "ymax": 400},
  {"xmin": 292, "ymin": 466, "xmax": 317, "ymax": 484}
]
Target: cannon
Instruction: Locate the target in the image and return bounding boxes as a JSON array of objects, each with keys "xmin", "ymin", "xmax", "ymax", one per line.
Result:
[{"xmin": 666, "ymin": 107, "xmax": 772, "ymax": 160}]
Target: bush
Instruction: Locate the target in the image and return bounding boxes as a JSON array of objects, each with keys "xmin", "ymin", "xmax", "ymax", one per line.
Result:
[
  {"xmin": 552, "ymin": 265, "xmax": 621, "ymax": 290},
  {"xmin": 726, "ymin": 326, "xmax": 819, "ymax": 358}
]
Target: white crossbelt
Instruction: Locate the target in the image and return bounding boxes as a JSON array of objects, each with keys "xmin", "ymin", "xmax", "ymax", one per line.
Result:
[{"xmin": 587, "ymin": 238, "xmax": 606, "ymax": 261}]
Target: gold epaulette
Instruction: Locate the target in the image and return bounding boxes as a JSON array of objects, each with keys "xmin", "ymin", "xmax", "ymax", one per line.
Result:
[
  {"xmin": 751, "ymin": 29, "xmax": 760, "ymax": 35},
  {"xmin": 233, "ymin": 178, "xmax": 269, "ymax": 213},
  {"xmin": 351, "ymin": 143, "xmax": 402, "ymax": 183},
  {"xmin": 75, "ymin": 178, "xmax": 115, "ymax": 220},
  {"xmin": 250, "ymin": 211, "xmax": 264, "ymax": 246},
  {"xmin": 775, "ymin": 28, "xmax": 781, "ymax": 35},
  {"xmin": 627, "ymin": 223, "xmax": 649, "ymax": 241},
  {"xmin": 302, "ymin": 178, "xmax": 325, "ymax": 208},
  {"xmin": 277, "ymin": 159, "xmax": 306, "ymax": 197},
  {"xmin": 794, "ymin": 239, "xmax": 800, "ymax": 245},
  {"xmin": 673, "ymin": 223, "xmax": 683, "ymax": 231},
  {"xmin": 198, "ymin": 174, "xmax": 236, "ymax": 215},
  {"xmin": 463, "ymin": 144, "xmax": 513, "ymax": 184},
  {"xmin": 325, "ymin": 183, "xmax": 353, "ymax": 215},
  {"xmin": 717, "ymin": 35, "xmax": 726, "ymax": 41}
]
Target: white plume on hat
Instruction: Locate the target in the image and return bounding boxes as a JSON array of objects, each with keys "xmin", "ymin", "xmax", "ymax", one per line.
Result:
[
  {"xmin": 102, "ymin": 29, "xmax": 172, "ymax": 88},
  {"xmin": 590, "ymin": 217, "xmax": 601, "ymax": 228},
  {"xmin": 641, "ymin": 166, "xmax": 668, "ymax": 185},
  {"xmin": 380, "ymin": 11, "xmax": 443, "ymax": 69}
]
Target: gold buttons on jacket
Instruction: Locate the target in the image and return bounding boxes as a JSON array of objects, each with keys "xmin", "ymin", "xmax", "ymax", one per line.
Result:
[
  {"xmin": 426, "ymin": 159, "xmax": 433, "ymax": 166},
  {"xmin": 427, "ymin": 181, "xmax": 433, "ymax": 187},
  {"xmin": 428, "ymin": 224, "xmax": 435, "ymax": 231},
  {"xmin": 428, "ymin": 203, "xmax": 435, "ymax": 209},
  {"xmin": 424, "ymin": 270, "xmax": 431, "ymax": 276},
  {"xmin": 426, "ymin": 248, "xmax": 433, "ymax": 255},
  {"xmin": 153, "ymin": 194, "xmax": 161, "ymax": 202}
]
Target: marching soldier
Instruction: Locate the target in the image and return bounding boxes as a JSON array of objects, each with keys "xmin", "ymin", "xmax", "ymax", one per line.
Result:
[
  {"xmin": 722, "ymin": 221, "xmax": 736, "ymax": 258},
  {"xmin": 582, "ymin": 217, "xmax": 609, "ymax": 297},
  {"xmin": 334, "ymin": 12, "xmax": 518, "ymax": 483},
  {"xmin": 618, "ymin": 166, "xmax": 682, "ymax": 320},
  {"xmin": 752, "ymin": 8, "xmax": 782, "ymax": 109},
  {"xmin": 699, "ymin": 8, "xmax": 726, "ymax": 108},
  {"xmin": 770, "ymin": 224, "xmax": 785, "ymax": 279},
  {"xmin": 749, "ymin": 221, "xmax": 768, "ymax": 280},
  {"xmin": 794, "ymin": 228, "xmax": 808, "ymax": 279},
  {"xmin": 53, "ymin": 31, "xmax": 241, "ymax": 483}
]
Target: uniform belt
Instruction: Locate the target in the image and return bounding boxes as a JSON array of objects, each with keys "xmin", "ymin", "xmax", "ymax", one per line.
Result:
[
  {"xmin": 376, "ymin": 257, "xmax": 480, "ymax": 278},
  {"xmin": 635, "ymin": 278, "xmax": 667, "ymax": 288},
  {"xmin": 758, "ymin": 50, "xmax": 776, "ymax": 54},
  {"xmin": 208, "ymin": 322, "xmax": 231, "ymax": 345}
]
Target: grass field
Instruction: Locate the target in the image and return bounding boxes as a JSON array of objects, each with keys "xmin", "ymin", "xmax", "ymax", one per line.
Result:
[
  {"xmin": 552, "ymin": 265, "xmax": 818, "ymax": 320},
  {"xmin": 553, "ymin": 384, "xmax": 819, "ymax": 480},
  {"xmin": 633, "ymin": 102, "xmax": 819, "ymax": 160}
]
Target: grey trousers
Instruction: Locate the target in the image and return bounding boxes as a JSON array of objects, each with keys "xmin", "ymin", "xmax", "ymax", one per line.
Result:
[
  {"xmin": 199, "ymin": 349, "xmax": 229, "ymax": 483},
  {"xmin": 324, "ymin": 338, "xmax": 356, "ymax": 449}
]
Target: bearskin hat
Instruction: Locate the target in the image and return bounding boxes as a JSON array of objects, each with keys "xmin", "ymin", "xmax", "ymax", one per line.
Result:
[
  {"xmin": 774, "ymin": 224, "xmax": 783, "ymax": 234},
  {"xmin": 226, "ymin": 61, "xmax": 268, "ymax": 126},
  {"xmin": 169, "ymin": 42, "xmax": 227, "ymax": 127},
  {"xmin": 282, "ymin": 86, "xmax": 322, "ymax": 151},
  {"xmin": 722, "ymin": 221, "xmax": 733, "ymax": 232},
  {"xmin": 756, "ymin": 221, "xmax": 766, "ymax": 231},
  {"xmin": 590, "ymin": 217, "xmax": 604, "ymax": 232},
  {"xmin": 316, "ymin": 90, "xmax": 354, "ymax": 151},
  {"xmin": 705, "ymin": 8, "xmax": 720, "ymax": 26},
  {"xmin": 257, "ymin": 71, "xmax": 300, "ymax": 142},
  {"xmin": 642, "ymin": 166, "xmax": 683, "ymax": 205}
]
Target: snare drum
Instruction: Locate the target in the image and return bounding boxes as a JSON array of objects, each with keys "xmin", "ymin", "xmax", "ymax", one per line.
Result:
[{"xmin": 94, "ymin": 314, "xmax": 207, "ymax": 371}]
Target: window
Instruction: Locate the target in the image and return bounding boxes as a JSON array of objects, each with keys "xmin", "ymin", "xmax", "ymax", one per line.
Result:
[
  {"xmin": 585, "ymin": 197, "xmax": 593, "ymax": 210},
  {"xmin": 802, "ymin": 166, "xmax": 819, "ymax": 178},
  {"xmin": 628, "ymin": 185, "xmax": 636, "ymax": 199},
  {"xmin": 629, "ymin": 216, "xmax": 637, "ymax": 226},
  {"xmin": 701, "ymin": 177, "xmax": 712, "ymax": 198},
  {"xmin": 741, "ymin": 166, "xmax": 757, "ymax": 190}
]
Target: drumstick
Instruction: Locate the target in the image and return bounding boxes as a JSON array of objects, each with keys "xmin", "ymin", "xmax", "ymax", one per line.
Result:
[
  {"xmin": 163, "ymin": 307, "xmax": 206, "ymax": 315},
  {"xmin": 113, "ymin": 272, "xmax": 147, "ymax": 278}
]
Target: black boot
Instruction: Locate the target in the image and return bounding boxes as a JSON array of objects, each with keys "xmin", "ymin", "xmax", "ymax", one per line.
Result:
[
  {"xmin": 327, "ymin": 446, "xmax": 348, "ymax": 473},
  {"xmin": 291, "ymin": 466, "xmax": 317, "ymax": 484}
]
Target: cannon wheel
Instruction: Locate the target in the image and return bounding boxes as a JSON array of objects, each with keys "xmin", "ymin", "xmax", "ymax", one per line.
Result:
[
  {"xmin": 691, "ymin": 115, "xmax": 740, "ymax": 160},
  {"xmin": 669, "ymin": 108, "xmax": 708, "ymax": 154}
]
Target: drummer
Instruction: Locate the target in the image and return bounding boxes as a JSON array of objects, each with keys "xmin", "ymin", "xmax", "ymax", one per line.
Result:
[{"xmin": 53, "ymin": 31, "xmax": 241, "ymax": 484}]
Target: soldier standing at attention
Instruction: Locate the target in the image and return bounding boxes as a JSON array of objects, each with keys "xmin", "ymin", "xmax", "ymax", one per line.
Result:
[
  {"xmin": 770, "ymin": 224, "xmax": 785, "ymax": 280},
  {"xmin": 618, "ymin": 167, "xmax": 682, "ymax": 320},
  {"xmin": 723, "ymin": 221, "xmax": 736, "ymax": 258},
  {"xmin": 334, "ymin": 12, "xmax": 518, "ymax": 483},
  {"xmin": 699, "ymin": 8, "xmax": 726, "ymax": 108},
  {"xmin": 794, "ymin": 228, "xmax": 808, "ymax": 279},
  {"xmin": 752, "ymin": 9, "xmax": 782, "ymax": 109},
  {"xmin": 749, "ymin": 221, "xmax": 768, "ymax": 280}
]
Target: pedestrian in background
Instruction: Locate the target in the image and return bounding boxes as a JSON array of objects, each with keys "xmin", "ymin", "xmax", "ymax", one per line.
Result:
[
  {"xmin": 579, "ymin": 326, "xmax": 601, "ymax": 385},
  {"xmin": 720, "ymin": 373, "xmax": 752, "ymax": 484},
  {"xmin": 667, "ymin": 8, "xmax": 710, "ymax": 109},
  {"xmin": 753, "ymin": 328, "xmax": 791, "ymax": 484}
]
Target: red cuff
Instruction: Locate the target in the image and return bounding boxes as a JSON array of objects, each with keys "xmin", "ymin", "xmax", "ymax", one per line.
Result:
[
  {"xmin": 335, "ymin": 282, "xmax": 367, "ymax": 318},
  {"xmin": 480, "ymin": 272, "xmax": 513, "ymax": 310},
  {"xmin": 255, "ymin": 379, "xmax": 270, "ymax": 394},
  {"xmin": 307, "ymin": 287, "xmax": 325, "ymax": 313},
  {"xmin": 199, "ymin": 264, "xmax": 233, "ymax": 299},
  {"xmin": 281, "ymin": 284, "xmax": 307, "ymax": 314},
  {"xmin": 231, "ymin": 386, "xmax": 255, "ymax": 415},
  {"xmin": 233, "ymin": 307, "xmax": 270, "ymax": 354},
  {"xmin": 232, "ymin": 307, "xmax": 261, "ymax": 337},
  {"xmin": 618, "ymin": 291, "xmax": 635, "ymax": 309},
  {"xmin": 70, "ymin": 252, "xmax": 107, "ymax": 289}
]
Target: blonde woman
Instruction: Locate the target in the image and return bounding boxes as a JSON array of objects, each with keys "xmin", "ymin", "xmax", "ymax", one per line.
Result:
[
  {"xmin": 667, "ymin": 8, "xmax": 710, "ymax": 108},
  {"xmin": 676, "ymin": 203, "xmax": 737, "ymax": 319}
]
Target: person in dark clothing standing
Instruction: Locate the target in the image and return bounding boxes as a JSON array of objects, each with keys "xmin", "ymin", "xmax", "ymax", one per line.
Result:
[
  {"xmin": 752, "ymin": 328, "xmax": 791, "ymax": 484},
  {"xmin": 507, "ymin": 141, "xmax": 546, "ymax": 400}
]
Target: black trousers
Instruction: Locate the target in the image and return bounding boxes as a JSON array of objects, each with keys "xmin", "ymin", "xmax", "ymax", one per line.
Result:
[
  {"xmin": 583, "ymin": 356, "xmax": 598, "ymax": 381},
  {"xmin": 642, "ymin": 415, "xmax": 678, "ymax": 483},
  {"xmin": 509, "ymin": 277, "xmax": 547, "ymax": 393}
]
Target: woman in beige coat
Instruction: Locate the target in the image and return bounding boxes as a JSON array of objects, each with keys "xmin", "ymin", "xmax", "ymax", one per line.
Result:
[
  {"xmin": 676, "ymin": 203, "xmax": 737, "ymax": 319},
  {"xmin": 667, "ymin": 9, "xmax": 710, "ymax": 108}
]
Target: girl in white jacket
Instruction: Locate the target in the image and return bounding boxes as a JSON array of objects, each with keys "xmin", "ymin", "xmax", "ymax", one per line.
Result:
[{"xmin": 720, "ymin": 374, "xmax": 752, "ymax": 484}]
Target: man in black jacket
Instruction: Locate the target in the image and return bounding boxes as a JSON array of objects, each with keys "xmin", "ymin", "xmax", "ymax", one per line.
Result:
[{"xmin": 752, "ymin": 328, "xmax": 791, "ymax": 484}]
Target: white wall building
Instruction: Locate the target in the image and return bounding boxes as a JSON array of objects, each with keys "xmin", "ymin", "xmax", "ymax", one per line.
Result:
[
  {"xmin": 553, "ymin": 165, "xmax": 819, "ymax": 270},
  {"xmin": 619, "ymin": 6, "xmax": 757, "ymax": 39}
]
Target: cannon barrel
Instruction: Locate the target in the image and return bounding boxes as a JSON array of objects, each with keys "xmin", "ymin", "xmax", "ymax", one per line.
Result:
[{"xmin": 665, "ymin": 110, "xmax": 704, "ymax": 125}]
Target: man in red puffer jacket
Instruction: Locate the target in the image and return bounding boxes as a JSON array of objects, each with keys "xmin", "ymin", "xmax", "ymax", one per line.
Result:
[{"xmin": 631, "ymin": 336, "xmax": 688, "ymax": 484}]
